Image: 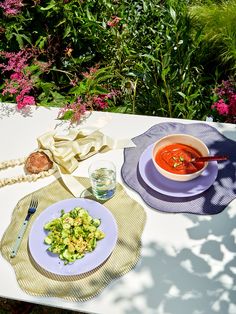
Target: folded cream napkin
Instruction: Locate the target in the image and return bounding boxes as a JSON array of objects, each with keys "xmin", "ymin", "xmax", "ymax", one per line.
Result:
[
  {"xmin": 37, "ymin": 127, "xmax": 135, "ymax": 196},
  {"xmin": 37, "ymin": 128, "xmax": 132, "ymax": 173}
]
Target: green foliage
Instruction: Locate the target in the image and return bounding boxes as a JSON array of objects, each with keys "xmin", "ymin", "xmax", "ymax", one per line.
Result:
[
  {"xmin": 189, "ymin": 0, "xmax": 236, "ymax": 73},
  {"xmin": 0, "ymin": 0, "xmax": 235, "ymax": 121},
  {"xmin": 102, "ymin": 0, "xmax": 212, "ymax": 119}
]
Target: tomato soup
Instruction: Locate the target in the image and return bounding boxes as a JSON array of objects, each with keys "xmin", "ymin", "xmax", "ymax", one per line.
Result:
[{"xmin": 155, "ymin": 143, "xmax": 205, "ymax": 174}]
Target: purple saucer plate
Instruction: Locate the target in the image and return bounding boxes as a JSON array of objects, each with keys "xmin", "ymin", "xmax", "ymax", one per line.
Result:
[
  {"xmin": 138, "ymin": 144, "xmax": 218, "ymax": 198},
  {"xmin": 28, "ymin": 198, "xmax": 118, "ymax": 276}
]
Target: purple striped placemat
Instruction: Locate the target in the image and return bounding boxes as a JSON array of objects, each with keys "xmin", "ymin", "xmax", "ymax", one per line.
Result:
[{"xmin": 121, "ymin": 122, "xmax": 236, "ymax": 215}]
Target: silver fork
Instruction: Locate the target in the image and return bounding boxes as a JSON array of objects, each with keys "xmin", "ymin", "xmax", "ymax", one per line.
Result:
[{"xmin": 10, "ymin": 197, "xmax": 38, "ymax": 258}]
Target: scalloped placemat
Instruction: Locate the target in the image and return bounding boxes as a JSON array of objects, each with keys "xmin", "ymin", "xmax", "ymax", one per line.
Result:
[
  {"xmin": 0, "ymin": 177, "xmax": 146, "ymax": 301},
  {"xmin": 121, "ymin": 122, "xmax": 236, "ymax": 215}
]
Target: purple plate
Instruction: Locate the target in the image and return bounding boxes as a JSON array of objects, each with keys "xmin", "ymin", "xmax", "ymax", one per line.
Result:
[
  {"xmin": 138, "ymin": 144, "xmax": 218, "ymax": 198},
  {"xmin": 28, "ymin": 198, "xmax": 118, "ymax": 276}
]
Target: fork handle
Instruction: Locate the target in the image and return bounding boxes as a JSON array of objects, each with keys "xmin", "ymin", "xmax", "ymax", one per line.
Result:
[{"xmin": 10, "ymin": 220, "xmax": 29, "ymax": 258}]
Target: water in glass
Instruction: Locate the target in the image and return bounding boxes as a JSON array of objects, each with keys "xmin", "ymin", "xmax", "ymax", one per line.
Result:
[{"xmin": 90, "ymin": 167, "xmax": 116, "ymax": 200}]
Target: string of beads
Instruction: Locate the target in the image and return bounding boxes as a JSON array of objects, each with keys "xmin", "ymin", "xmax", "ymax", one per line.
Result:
[{"xmin": 0, "ymin": 156, "xmax": 57, "ymax": 188}]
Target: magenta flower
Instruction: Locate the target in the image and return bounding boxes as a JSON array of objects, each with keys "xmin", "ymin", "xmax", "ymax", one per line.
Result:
[
  {"xmin": 1, "ymin": 80, "xmax": 18, "ymax": 95},
  {"xmin": 0, "ymin": 50, "xmax": 32, "ymax": 73},
  {"xmin": 212, "ymin": 80, "xmax": 236, "ymax": 123},
  {"xmin": 10, "ymin": 72, "xmax": 23, "ymax": 80},
  {"xmin": 212, "ymin": 99, "xmax": 229, "ymax": 115},
  {"xmin": 16, "ymin": 95, "xmax": 35, "ymax": 109},
  {"xmin": 92, "ymin": 95, "xmax": 108, "ymax": 109},
  {"xmin": 57, "ymin": 97, "xmax": 88, "ymax": 124},
  {"xmin": 57, "ymin": 87, "xmax": 118, "ymax": 124},
  {"xmin": 0, "ymin": 0, "xmax": 24, "ymax": 16},
  {"xmin": 0, "ymin": 49, "xmax": 37, "ymax": 109}
]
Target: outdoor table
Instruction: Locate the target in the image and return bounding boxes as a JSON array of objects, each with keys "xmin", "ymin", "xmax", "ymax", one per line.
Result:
[{"xmin": 0, "ymin": 103, "xmax": 236, "ymax": 314}]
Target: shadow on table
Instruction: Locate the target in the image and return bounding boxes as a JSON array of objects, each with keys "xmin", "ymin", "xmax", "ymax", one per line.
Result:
[
  {"xmin": 0, "ymin": 102, "xmax": 34, "ymax": 118},
  {"xmin": 201, "ymin": 134, "xmax": 236, "ymax": 215},
  {"xmin": 101, "ymin": 126, "xmax": 236, "ymax": 313},
  {"xmin": 108, "ymin": 205, "xmax": 236, "ymax": 314}
]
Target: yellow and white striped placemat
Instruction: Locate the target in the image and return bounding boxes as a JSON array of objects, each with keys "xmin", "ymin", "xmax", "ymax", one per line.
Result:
[{"xmin": 0, "ymin": 177, "xmax": 146, "ymax": 301}]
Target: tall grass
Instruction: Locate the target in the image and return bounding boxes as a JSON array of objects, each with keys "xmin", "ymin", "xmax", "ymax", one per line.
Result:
[{"xmin": 189, "ymin": 0, "xmax": 236, "ymax": 74}]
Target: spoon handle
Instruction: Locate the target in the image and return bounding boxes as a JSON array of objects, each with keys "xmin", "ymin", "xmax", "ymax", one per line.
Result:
[{"xmin": 192, "ymin": 155, "xmax": 228, "ymax": 162}]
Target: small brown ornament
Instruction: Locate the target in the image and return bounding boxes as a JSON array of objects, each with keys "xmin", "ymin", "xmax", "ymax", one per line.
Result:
[{"xmin": 25, "ymin": 151, "xmax": 53, "ymax": 174}]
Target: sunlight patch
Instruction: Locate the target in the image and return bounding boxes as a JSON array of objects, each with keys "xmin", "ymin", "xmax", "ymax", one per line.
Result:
[
  {"xmin": 180, "ymin": 259, "xmax": 193, "ymax": 273},
  {"xmin": 166, "ymin": 285, "xmax": 180, "ymax": 298},
  {"xmin": 217, "ymin": 274, "xmax": 234, "ymax": 289}
]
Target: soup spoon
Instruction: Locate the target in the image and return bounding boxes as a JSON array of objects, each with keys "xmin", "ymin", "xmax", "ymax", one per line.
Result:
[{"xmin": 191, "ymin": 155, "xmax": 228, "ymax": 162}]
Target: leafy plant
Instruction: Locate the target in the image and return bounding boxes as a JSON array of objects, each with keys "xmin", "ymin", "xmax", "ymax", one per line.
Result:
[
  {"xmin": 106, "ymin": 0, "xmax": 211, "ymax": 119},
  {"xmin": 0, "ymin": 0, "xmax": 235, "ymax": 123}
]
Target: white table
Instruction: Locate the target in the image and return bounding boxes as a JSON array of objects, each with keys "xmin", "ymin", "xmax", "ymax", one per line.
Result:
[{"xmin": 1, "ymin": 103, "xmax": 236, "ymax": 314}]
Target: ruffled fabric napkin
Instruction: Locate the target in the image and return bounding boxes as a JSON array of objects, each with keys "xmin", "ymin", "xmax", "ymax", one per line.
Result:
[
  {"xmin": 121, "ymin": 122, "xmax": 236, "ymax": 215},
  {"xmin": 37, "ymin": 126, "xmax": 134, "ymax": 197}
]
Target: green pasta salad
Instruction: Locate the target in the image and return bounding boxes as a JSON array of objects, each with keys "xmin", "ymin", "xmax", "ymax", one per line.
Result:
[{"xmin": 44, "ymin": 207, "xmax": 105, "ymax": 265}]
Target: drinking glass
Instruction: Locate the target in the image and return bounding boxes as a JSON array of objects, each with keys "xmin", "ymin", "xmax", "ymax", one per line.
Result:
[{"xmin": 88, "ymin": 160, "xmax": 116, "ymax": 201}]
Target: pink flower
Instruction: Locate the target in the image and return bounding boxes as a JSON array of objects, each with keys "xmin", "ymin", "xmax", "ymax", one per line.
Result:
[
  {"xmin": 73, "ymin": 104, "xmax": 86, "ymax": 122},
  {"xmin": 105, "ymin": 89, "xmax": 120, "ymax": 99},
  {"xmin": 0, "ymin": 0, "xmax": 23, "ymax": 16},
  {"xmin": 57, "ymin": 97, "xmax": 87, "ymax": 124},
  {"xmin": 2, "ymin": 80, "xmax": 18, "ymax": 95},
  {"xmin": 0, "ymin": 50, "xmax": 32, "ymax": 74},
  {"xmin": 212, "ymin": 80, "xmax": 236, "ymax": 123},
  {"xmin": 10, "ymin": 72, "xmax": 22, "ymax": 80},
  {"xmin": 0, "ymin": 49, "xmax": 41, "ymax": 110},
  {"xmin": 89, "ymin": 64, "xmax": 99, "ymax": 74},
  {"xmin": 69, "ymin": 79, "xmax": 77, "ymax": 86},
  {"xmin": 92, "ymin": 95, "xmax": 109, "ymax": 109},
  {"xmin": 212, "ymin": 99, "xmax": 229, "ymax": 116},
  {"xmin": 107, "ymin": 16, "xmax": 122, "ymax": 27},
  {"xmin": 81, "ymin": 64, "xmax": 99, "ymax": 79},
  {"xmin": 16, "ymin": 95, "xmax": 35, "ymax": 109},
  {"xmin": 3, "ymin": 71, "xmax": 33, "ymax": 96},
  {"xmin": 81, "ymin": 71, "xmax": 91, "ymax": 79}
]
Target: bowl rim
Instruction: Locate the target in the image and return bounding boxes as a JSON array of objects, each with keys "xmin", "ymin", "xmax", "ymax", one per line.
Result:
[{"xmin": 151, "ymin": 133, "xmax": 209, "ymax": 179}]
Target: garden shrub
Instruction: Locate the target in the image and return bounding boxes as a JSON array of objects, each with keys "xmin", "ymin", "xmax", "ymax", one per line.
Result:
[{"xmin": 0, "ymin": 0, "xmax": 235, "ymax": 122}]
